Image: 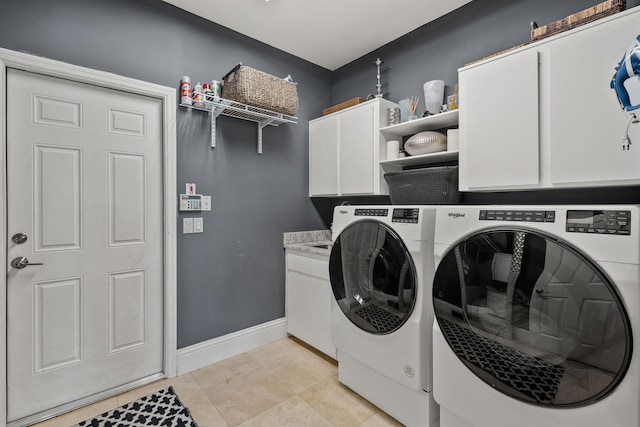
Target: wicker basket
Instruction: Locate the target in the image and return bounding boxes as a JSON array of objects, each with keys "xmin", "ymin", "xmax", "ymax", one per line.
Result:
[
  {"xmin": 531, "ymin": 0, "xmax": 626, "ymax": 41},
  {"xmin": 384, "ymin": 166, "xmax": 461, "ymax": 205},
  {"xmin": 221, "ymin": 64, "xmax": 299, "ymax": 115}
]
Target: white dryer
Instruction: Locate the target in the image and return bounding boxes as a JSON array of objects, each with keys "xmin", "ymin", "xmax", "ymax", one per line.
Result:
[
  {"xmin": 329, "ymin": 205, "xmax": 439, "ymax": 427},
  {"xmin": 432, "ymin": 205, "xmax": 639, "ymax": 427}
]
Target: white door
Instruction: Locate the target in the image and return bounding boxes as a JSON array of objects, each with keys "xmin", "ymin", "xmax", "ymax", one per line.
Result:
[{"xmin": 6, "ymin": 69, "xmax": 164, "ymax": 422}]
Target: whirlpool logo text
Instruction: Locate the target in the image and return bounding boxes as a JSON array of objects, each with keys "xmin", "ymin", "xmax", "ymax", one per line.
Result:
[{"xmin": 448, "ymin": 212, "xmax": 466, "ymax": 219}]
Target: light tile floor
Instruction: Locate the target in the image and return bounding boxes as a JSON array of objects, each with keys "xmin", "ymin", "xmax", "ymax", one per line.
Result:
[{"xmin": 32, "ymin": 337, "xmax": 404, "ymax": 427}]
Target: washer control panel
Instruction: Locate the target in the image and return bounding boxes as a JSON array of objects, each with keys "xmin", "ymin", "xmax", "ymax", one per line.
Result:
[
  {"xmin": 354, "ymin": 208, "xmax": 388, "ymax": 217},
  {"xmin": 479, "ymin": 210, "xmax": 556, "ymax": 222},
  {"xmin": 392, "ymin": 208, "xmax": 419, "ymax": 223},
  {"xmin": 566, "ymin": 210, "xmax": 631, "ymax": 235}
]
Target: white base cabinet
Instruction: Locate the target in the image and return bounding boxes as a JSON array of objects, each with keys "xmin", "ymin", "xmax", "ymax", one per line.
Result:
[
  {"xmin": 459, "ymin": 7, "xmax": 640, "ymax": 191},
  {"xmin": 285, "ymin": 250, "xmax": 336, "ymax": 359},
  {"xmin": 309, "ymin": 98, "xmax": 397, "ymax": 196}
]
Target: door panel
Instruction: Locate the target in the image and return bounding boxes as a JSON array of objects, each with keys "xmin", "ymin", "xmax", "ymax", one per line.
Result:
[
  {"xmin": 108, "ymin": 152, "xmax": 146, "ymax": 245},
  {"xmin": 7, "ymin": 69, "xmax": 164, "ymax": 422},
  {"xmin": 108, "ymin": 270, "xmax": 146, "ymax": 352},
  {"xmin": 34, "ymin": 278, "xmax": 83, "ymax": 372},
  {"xmin": 35, "ymin": 145, "xmax": 82, "ymax": 251},
  {"xmin": 33, "ymin": 95, "xmax": 82, "ymax": 128}
]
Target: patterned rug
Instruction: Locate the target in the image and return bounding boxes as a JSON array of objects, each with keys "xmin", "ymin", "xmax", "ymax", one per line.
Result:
[
  {"xmin": 73, "ymin": 386, "xmax": 198, "ymax": 427},
  {"xmin": 439, "ymin": 318, "xmax": 565, "ymax": 404}
]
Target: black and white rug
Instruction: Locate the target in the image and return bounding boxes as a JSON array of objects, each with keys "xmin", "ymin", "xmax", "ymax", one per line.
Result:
[
  {"xmin": 439, "ymin": 318, "xmax": 565, "ymax": 404},
  {"xmin": 74, "ymin": 386, "xmax": 198, "ymax": 427}
]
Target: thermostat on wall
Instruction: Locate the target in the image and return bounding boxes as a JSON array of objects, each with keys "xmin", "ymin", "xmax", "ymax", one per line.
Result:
[{"xmin": 179, "ymin": 194, "xmax": 203, "ymax": 211}]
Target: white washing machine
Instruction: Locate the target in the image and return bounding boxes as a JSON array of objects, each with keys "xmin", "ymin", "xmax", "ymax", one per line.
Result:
[
  {"xmin": 432, "ymin": 205, "xmax": 639, "ymax": 427},
  {"xmin": 329, "ymin": 205, "xmax": 439, "ymax": 427}
]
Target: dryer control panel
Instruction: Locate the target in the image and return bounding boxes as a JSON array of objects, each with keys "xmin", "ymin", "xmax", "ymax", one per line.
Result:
[
  {"xmin": 392, "ymin": 208, "xmax": 419, "ymax": 223},
  {"xmin": 479, "ymin": 209, "xmax": 556, "ymax": 222},
  {"xmin": 566, "ymin": 210, "xmax": 631, "ymax": 235}
]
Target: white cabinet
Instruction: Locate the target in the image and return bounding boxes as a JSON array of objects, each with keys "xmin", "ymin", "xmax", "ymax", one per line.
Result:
[
  {"xmin": 546, "ymin": 14, "xmax": 640, "ymax": 186},
  {"xmin": 459, "ymin": 49, "xmax": 539, "ymax": 190},
  {"xmin": 285, "ymin": 249, "xmax": 336, "ymax": 359},
  {"xmin": 309, "ymin": 98, "xmax": 397, "ymax": 196},
  {"xmin": 459, "ymin": 7, "xmax": 640, "ymax": 191}
]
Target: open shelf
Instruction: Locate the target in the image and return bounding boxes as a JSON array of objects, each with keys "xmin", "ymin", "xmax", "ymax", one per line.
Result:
[
  {"xmin": 381, "ymin": 150, "xmax": 459, "ymax": 172},
  {"xmin": 379, "ymin": 109, "xmax": 459, "ymax": 174},
  {"xmin": 380, "ymin": 109, "xmax": 458, "ymax": 138},
  {"xmin": 180, "ymin": 96, "xmax": 297, "ymax": 153}
]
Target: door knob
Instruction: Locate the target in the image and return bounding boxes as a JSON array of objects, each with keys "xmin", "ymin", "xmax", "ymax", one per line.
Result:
[
  {"xmin": 11, "ymin": 233, "xmax": 28, "ymax": 244},
  {"xmin": 11, "ymin": 257, "xmax": 43, "ymax": 270}
]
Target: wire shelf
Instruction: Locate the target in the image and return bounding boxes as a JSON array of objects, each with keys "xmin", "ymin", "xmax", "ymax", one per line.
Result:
[{"xmin": 180, "ymin": 96, "xmax": 298, "ymax": 153}]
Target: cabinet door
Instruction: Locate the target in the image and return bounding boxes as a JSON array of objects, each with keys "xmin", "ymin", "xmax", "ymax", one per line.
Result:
[
  {"xmin": 285, "ymin": 252, "xmax": 335, "ymax": 358},
  {"xmin": 340, "ymin": 104, "xmax": 375, "ymax": 195},
  {"xmin": 459, "ymin": 48, "xmax": 540, "ymax": 190},
  {"xmin": 309, "ymin": 116, "xmax": 339, "ymax": 196},
  {"xmin": 547, "ymin": 15, "xmax": 640, "ymax": 185}
]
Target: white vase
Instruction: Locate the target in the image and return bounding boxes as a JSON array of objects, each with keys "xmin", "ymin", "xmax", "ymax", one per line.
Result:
[{"xmin": 423, "ymin": 80, "xmax": 445, "ymax": 115}]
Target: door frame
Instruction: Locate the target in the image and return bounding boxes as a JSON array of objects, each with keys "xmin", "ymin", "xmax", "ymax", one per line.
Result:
[{"xmin": 0, "ymin": 48, "xmax": 177, "ymax": 426}]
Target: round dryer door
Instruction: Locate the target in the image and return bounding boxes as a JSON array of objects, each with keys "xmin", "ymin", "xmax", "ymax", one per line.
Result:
[
  {"xmin": 433, "ymin": 229, "xmax": 632, "ymax": 407},
  {"xmin": 329, "ymin": 220, "xmax": 416, "ymax": 334}
]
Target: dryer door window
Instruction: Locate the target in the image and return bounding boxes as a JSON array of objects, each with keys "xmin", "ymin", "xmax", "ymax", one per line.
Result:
[
  {"xmin": 433, "ymin": 229, "xmax": 632, "ymax": 407},
  {"xmin": 329, "ymin": 220, "xmax": 416, "ymax": 334}
]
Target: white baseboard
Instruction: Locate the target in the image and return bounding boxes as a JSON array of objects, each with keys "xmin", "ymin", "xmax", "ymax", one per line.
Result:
[{"xmin": 175, "ymin": 318, "xmax": 288, "ymax": 376}]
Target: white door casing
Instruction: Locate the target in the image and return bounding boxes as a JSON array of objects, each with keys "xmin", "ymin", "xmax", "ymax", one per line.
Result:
[{"xmin": 0, "ymin": 49, "xmax": 177, "ymax": 427}]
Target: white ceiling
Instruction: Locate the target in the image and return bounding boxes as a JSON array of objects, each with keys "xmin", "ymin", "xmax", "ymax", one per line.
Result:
[{"xmin": 161, "ymin": 0, "xmax": 473, "ymax": 71}]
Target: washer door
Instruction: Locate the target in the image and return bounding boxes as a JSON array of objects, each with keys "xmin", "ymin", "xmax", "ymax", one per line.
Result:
[
  {"xmin": 330, "ymin": 220, "xmax": 416, "ymax": 334},
  {"xmin": 433, "ymin": 229, "xmax": 632, "ymax": 407}
]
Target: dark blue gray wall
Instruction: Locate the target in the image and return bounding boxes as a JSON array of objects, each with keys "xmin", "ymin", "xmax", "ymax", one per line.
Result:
[{"xmin": 0, "ymin": 0, "xmax": 330, "ymax": 348}]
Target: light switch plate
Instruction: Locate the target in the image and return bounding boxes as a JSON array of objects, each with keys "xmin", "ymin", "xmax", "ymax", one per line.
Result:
[
  {"xmin": 193, "ymin": 217, "xmax": 203, "ymax": 233},
  {"xmin": 183, "ymin": 217, "xmax": 194, "ymax": 234}
]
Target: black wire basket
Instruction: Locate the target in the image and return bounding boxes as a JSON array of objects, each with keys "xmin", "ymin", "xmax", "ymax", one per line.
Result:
[{"xmin": 384, "ymin": 166, "xmax": 461, "ymax": 204}]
